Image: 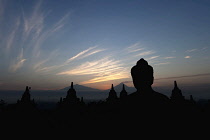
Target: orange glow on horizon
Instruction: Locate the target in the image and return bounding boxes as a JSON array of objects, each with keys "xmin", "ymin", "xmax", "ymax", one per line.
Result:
[{"xmin": 80, "ymin": 84, "xmax": 112, "ymax": 90}]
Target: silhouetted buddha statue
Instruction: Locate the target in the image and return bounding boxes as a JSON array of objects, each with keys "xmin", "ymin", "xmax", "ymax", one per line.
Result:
[
  {"xmin": 128, "ymin": 58, "xmax": 169, "ymax": 107},
  {"xmin": 117, "ymin": 58, "xmax": 171, "ymax": 126}
]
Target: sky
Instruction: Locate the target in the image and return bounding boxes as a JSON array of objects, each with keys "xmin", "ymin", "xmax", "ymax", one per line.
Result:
[{"xmin": 0, "ymin": 0, "xmax": 210, "ymax": 92}]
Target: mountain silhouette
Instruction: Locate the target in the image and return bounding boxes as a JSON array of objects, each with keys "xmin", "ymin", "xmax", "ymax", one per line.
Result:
[
  {"xmin": 104, "ymin": 82, "xmax": 136, "ymax": 93},
  {"xmin": 59, "ymin": 84, "xmax": 101, "ymax": 92}
]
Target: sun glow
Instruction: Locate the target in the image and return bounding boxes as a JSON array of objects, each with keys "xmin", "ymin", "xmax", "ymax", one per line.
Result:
[{"xmin": 57, "ymin": 57, "xmax": 129, "ymax": 84}]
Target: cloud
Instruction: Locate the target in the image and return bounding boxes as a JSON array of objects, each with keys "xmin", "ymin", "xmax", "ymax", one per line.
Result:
[
  {"xmin": 57, "ymin": 57, "xmax": 129, "ymax": 84},
  {"xmin": 50, "ymin": 12, "xmax": 70, "ymax": 33},
  {"xmin": 202, "ymin": 47, "xmax": 208, "ymax": 50},
  {"xmin": 33, "ymin": 13, "xmax": 69, "ymax": 58},
  {"xmin": 130, "ymin": 48, "xmax": 144, "ymax": 53},
  {"xmin": 147, "ymin": 56, "xmax": 159, "ymax": 60},
  {"xmin": 21, "ymin": 0, "xmax": 47, "ymax": 58},
  {"xmin": 81, "ymin": 49, "xmax": 106, "ymax": 59},
  {"xmin": 35, "ymin": 65, "xmax": 62, "ymax": 72},
  {"xmin": 65, "ymin": 46, "xmax": 105, "ymax": 64},
  {"xmin": 22, "ymin": 0, "xmax": 44, "ymax": 40},
  {"xmin": 66, "ymin": 46, "xmax": 97, "ymax": 63},
  {"xmin": 10, "ymin": 59, "xmax": 26, "ymax": 72},
  {"xmin": 121, "ymin": 81, "xmax": 132, "ymax": 84},
  {"xmin": 6, "ymin": 30, "xmax": 16, "ymax": 51},
  {"xmin": 36, "ymin": 46, "xmax": 105, "ymax": 73},
  {"xmin": 21, "ymin": 1, "xmax": 70, "ymax": 58},
  {"xmin": 34, "ymin": 59, "xmax": 50, "ymax": 70},
  {"xmin": 31, "ymin": 12, "xmax": 70, "ymax": 58},
  {"xmin": 58, "ymin": 57, "xmax": 123, "ymax": 76},
  {"xmin": 186, "ymin": 49, "xmax": 197, "ymax": 53},
  {"xmin": 126, "ymin": 42, "xmax": 144, "ymax": 53},
  {"xmin": 154, "ymin": 62, "xmax": 170, "ymax": 66},
  {"xmin": 33, "ymin": 49, "xmax": 60, "ymax": 71},
  {"xmin": 5, "ymin": 18, "xmax": 20, "ymax": 51},
  {"xmin": 80, "ymin": 71, "xmax": 129, "ymax": 84},
  {"xmin": 9, "ymin": 48, "xmax": 26, "ymax": 72},
  {"xmin": 164, "ymin": 57, "xmax": 176, "ymax": 59},
  {"xmin": 185, "ymin": 56, "xmax": 191, "ymax": 59},
  {"xmin": 127, "ymin": 42, "xmax": 139, "ymax": 49},
  {"xmin": 135, "ymin": 51, "xmax": 155, "ymax": 57},
  {"xmin": 155, "ymin": 73, "xmax": 210, "ymax": 80}
]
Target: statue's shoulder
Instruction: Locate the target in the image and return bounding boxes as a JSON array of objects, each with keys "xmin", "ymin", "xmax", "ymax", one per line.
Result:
[
  {"xmin": 126, "ymin": 91, "xmax": 140, "ymax": 101},
  {"xmin": 153, "ymin": 90, "xmax": 170, "ymax": 101},
  {"xmin": 128, "ymin": 91, "xmax": 139, "ymax": 97}
]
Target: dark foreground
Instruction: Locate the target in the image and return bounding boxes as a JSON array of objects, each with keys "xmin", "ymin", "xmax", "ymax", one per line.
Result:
[{"xmin": 1, "ymin": 99, "xmax": 210, "ymax": 137}]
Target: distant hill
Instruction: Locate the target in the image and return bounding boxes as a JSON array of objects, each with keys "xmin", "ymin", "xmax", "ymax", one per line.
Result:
[
  {"xmin": 59, "ymin": 84, "xmax": 101, "ymax": 92},
  {"xmin": 104, "ymin": 82, "xmax": 136, "ymax": 93}
]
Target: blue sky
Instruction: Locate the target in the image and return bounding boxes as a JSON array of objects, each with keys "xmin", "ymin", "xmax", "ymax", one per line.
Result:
[{"xmin": 0, "ymin": 0, "xmax": 210, "ymax": 91}]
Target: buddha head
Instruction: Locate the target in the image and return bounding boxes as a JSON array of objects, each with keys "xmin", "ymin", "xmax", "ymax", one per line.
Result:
[{"xmin": 131, "ymin": 58, "xmax": 154, "ymax": 91}]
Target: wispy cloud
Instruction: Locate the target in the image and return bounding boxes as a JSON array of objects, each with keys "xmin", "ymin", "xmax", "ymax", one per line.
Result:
[
  {"xmin": 80, "ymin": 71, "xmax": 129, "ymax": 84},
  {"xmin": 31, "ymin": 12, "xmax": 70, "ymax": 58},
  {"xmin": 3, "ymin": 0, "xmax": 71, "ymax": 73},
  {"xmin": 185, "ymin": 56, "xmax": 191, "ymax": 59},
  {"xmin": 127, "ymin": 42, "xmax": 139, "ymax": 49},
  {"xmin": 22, "ymin": 0, "xmax": 44, "ymax": 40},
  {"xmin": 37, "ymin": 20, "xmax": 68, "ymax": 58},
  {"xmin": 164, "ymin": 57, "xmax": 176, "ymax": 59},
  {"xmin": 9, "ymin": 48, "xmax": 26, "ymax": 72},
  {"xmin": 155, "ymin": 73, "xmax": 210, "ymax": 80},
  {"xmin": 5, "ymin": 18, "xmax": 20, "ymax": 51},
  {"xmin": 147, "ymin": 56, "xmax": 159, "ymax": 60},
  {"xmin": 81, "ymin": 49, "xmax": 106, "ymax": 59},
  {"xmin": 126, "ymin": 42, "xmax": 144, "ymax": 53},
  {"xmin": 128, "ymin": 48, "xmax": 144, "ymax": 53},
  {"xmin": 186, "ymin": 49, "xmax": 197, "ymax": 53},
  {"xmin": 57, "ymin": 57, "xmax": 129, "ymax": 84},
  {"xmin": 36, "ymin": 46, "xmax": 105, "ymax": 72},
  {"xmin": 58, "ymin": 57, "xmax": 123, "ymax": 76},
  {"xmin": 50, "ymin": 12, "xmax": 70, "ymax": 33},
  {"xmin": 33, "ymin": 49, "xmax": 60, "ymax": 71},
  {"xmin": 6, "ymin": 30, "xmax": 16, "ymax": 50},
  {"xmin": 135, "ymin": 51, "xmax": 155, "ymax": 57},
  {"xmin": 35, "ymin": 65, "xmax": 62, "ymax": 73},
  {"xmin": 21, "ymin": 1, "xmax": 70, "ymax": 58},
  {"xmin": 202, "ymin": 47, "xmax": 208, "ymax": 50},
  {"xmin": 154, "ymin": 62, "xmax": 170, "ymax": 66},
  {"xmin": 66, "ymin": 46, "xmax": 97, "ymax": 63}
]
